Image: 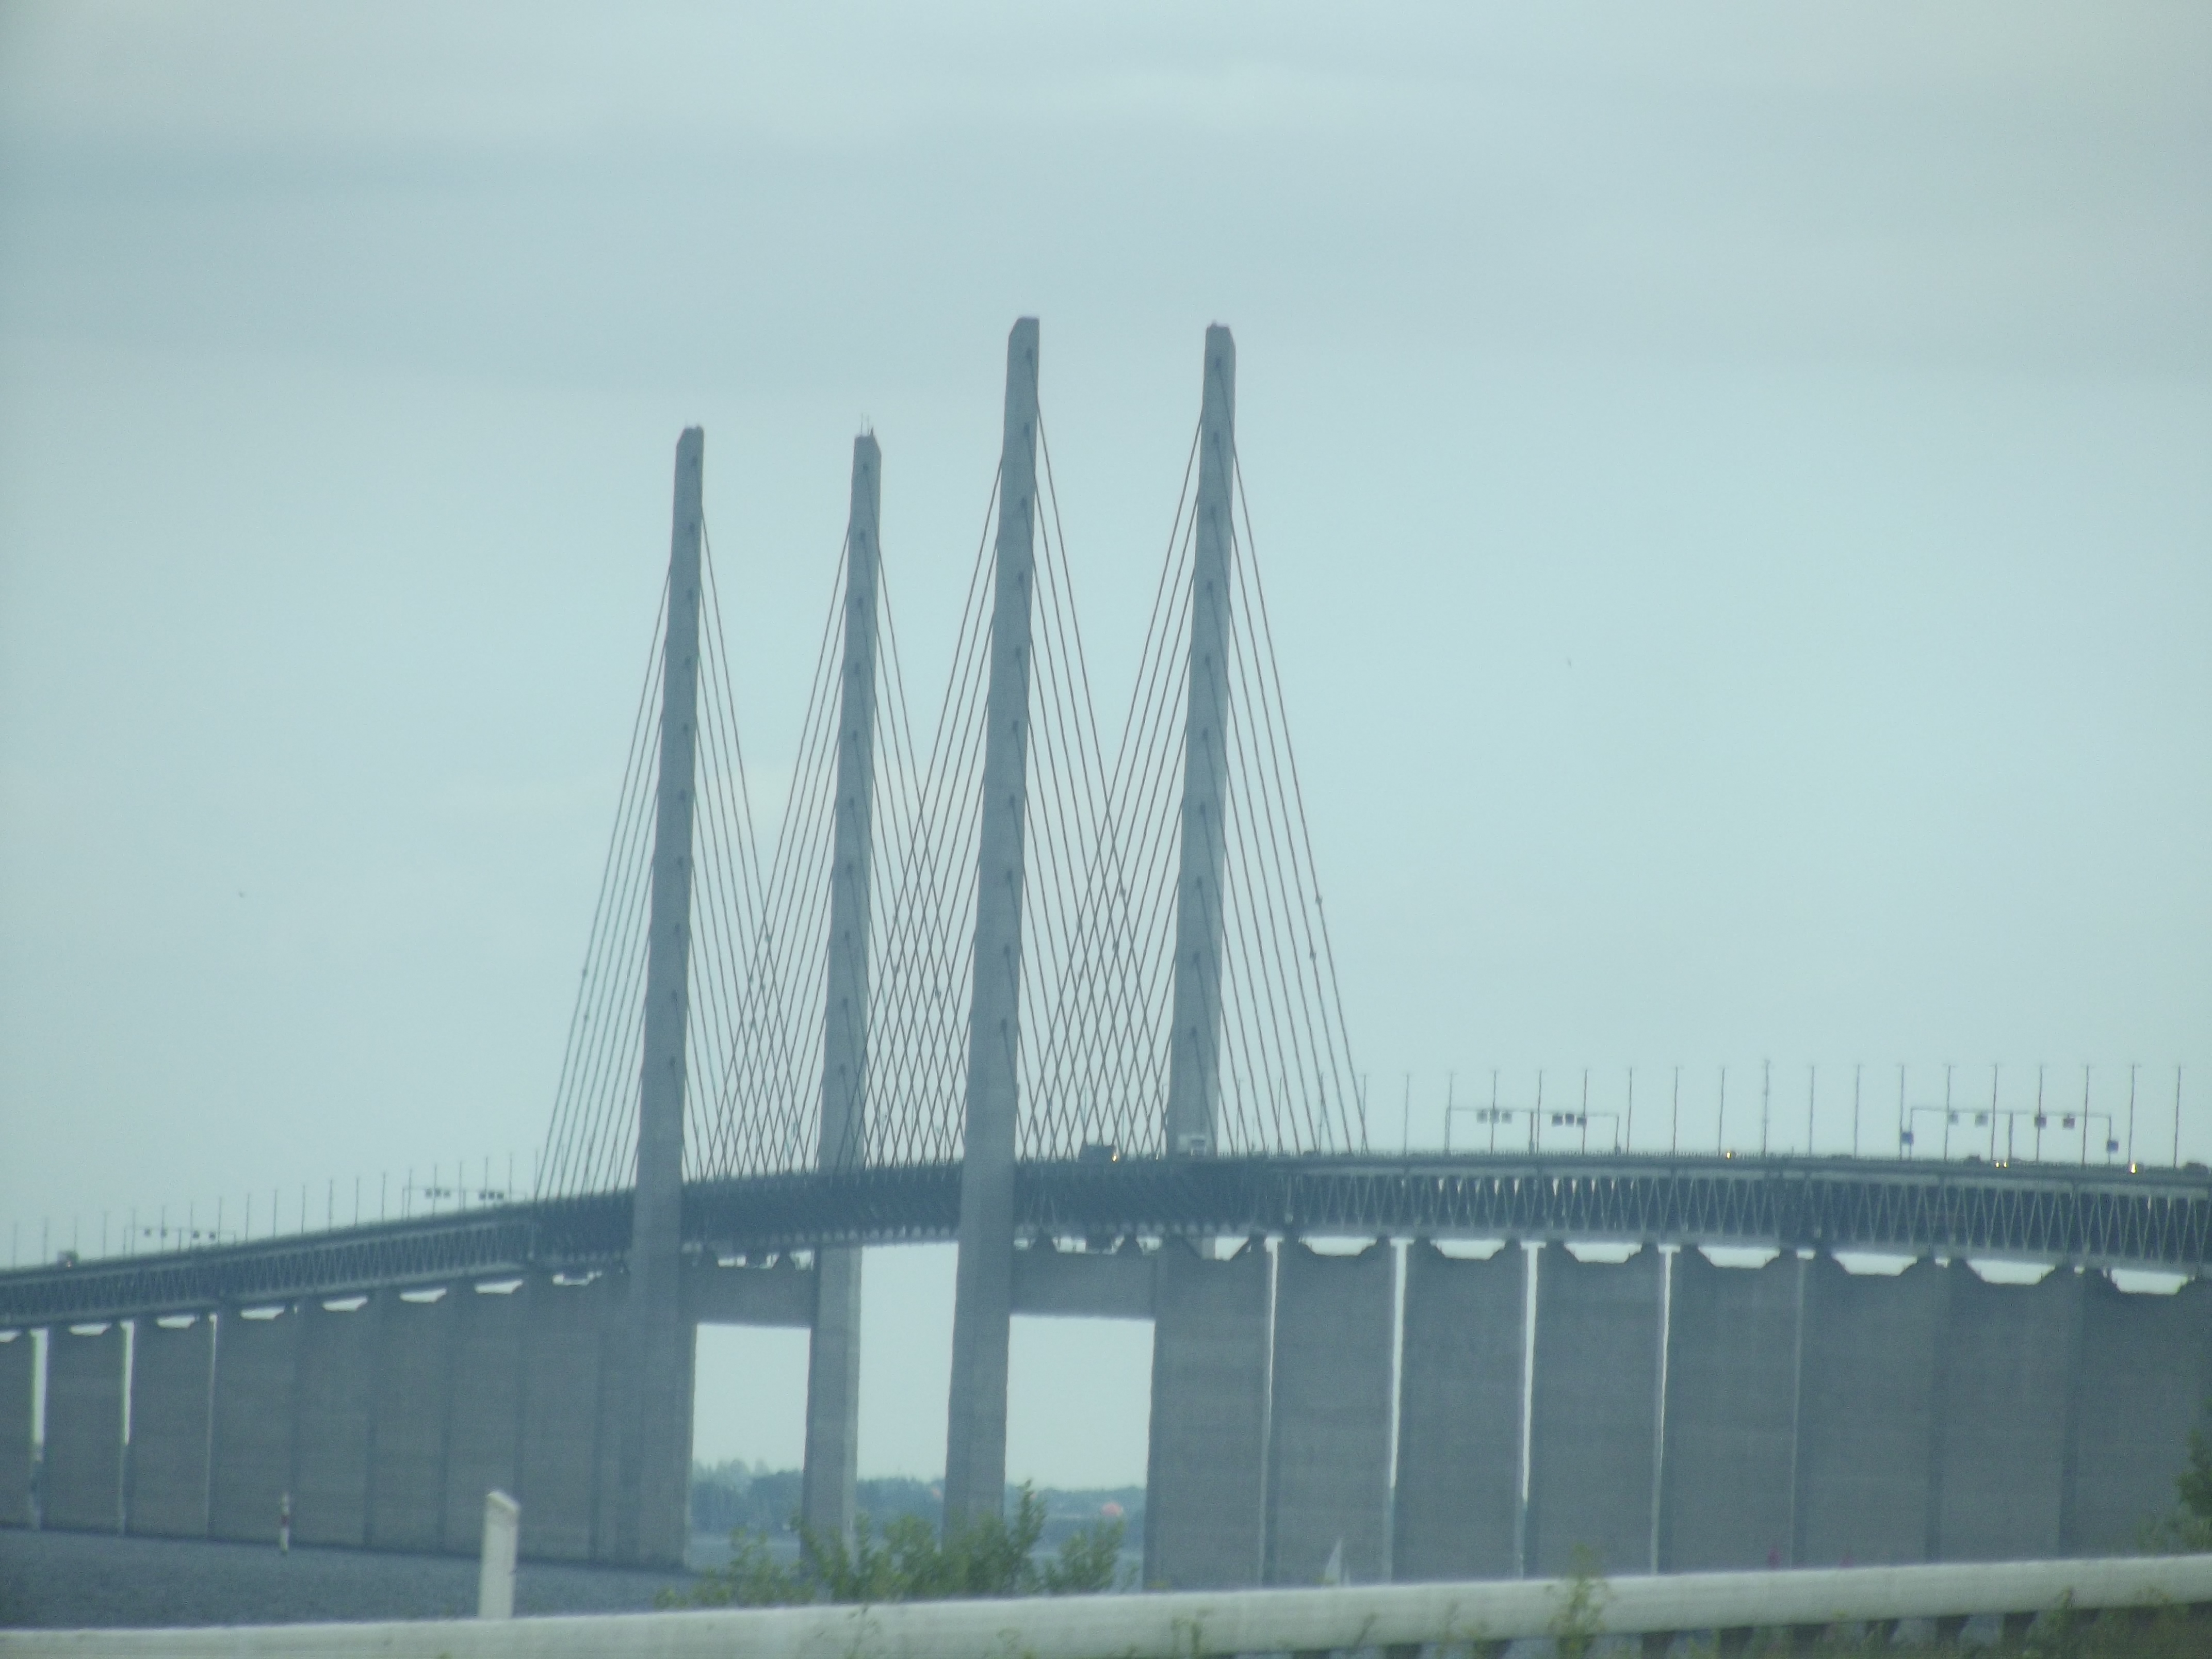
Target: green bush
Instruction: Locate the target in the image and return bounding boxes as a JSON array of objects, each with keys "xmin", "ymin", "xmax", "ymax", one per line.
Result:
[
  {"xmin": 1547, "ymin": 1548, "xmax": 1607, "ymax": 1659},
  {"xmin": 2139, "ymin": 1393, "xmax": 2212, "ymax": 1554},
  {"xmin": 672, "ymin": 1484, "xmax": 1126, "ymax": 1607}
]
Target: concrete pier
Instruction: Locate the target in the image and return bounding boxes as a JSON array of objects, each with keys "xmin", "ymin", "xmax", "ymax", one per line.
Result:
[
  {"xmin": 18, "ymin": 1233, "xmax": 2212, "ymax": 1583},
  {"xmin": 1793, "ymin": 1255, "xmax": 1948, "ymax": 1566},
  {"xmin": 43, "ymin": 1323, "xmax": 125, "ymax": 1532},
  {"xmin": 944, "ymin": 318, "xmax": 1042, "ymax": 1525},
  {"xmin": 1392, "ymin": 1242, "xmax": 1525, "ymax": 1582},
  {"xmin": 802, "ymin": 432, "xmax": 883, "ymax": 1543},
  {"xmin": 592, "ymin": 1276, "xmax": 629, "ymax": 1559},
  {"xmin": 803, "ymin": 1249, "xmax": 861, "ymax": 1536},
  {"xmin": 293, "ymin": 1296, "xmax": 378, "ymax": 1548},
  {"xmin": 1266, "ymin": 1241, "xmax": 1396, "ymax": 1586},
  {"xmin": 1526, "ymin": 1246, "xmax": 1664, "ymax": 1576},
  {"xmin": 594, "ymin": 1275, "xmax": 693, "ymax": 1563},
  {"xmin": 1144, "ymin": 1239, "xmax": 1272, "ymax": 1588},
  {"xmin": 518, "ymin": 1274, "xmax": 607, "ymax": 1562},
  {"xmin": 0, "ymin": 1331, "xmax": 32, "ymax": 1526},
  {"xmin": 208, "ymin": 1307, "xmax": 299, "ymax": 1544},
  {"xmin": 610, "ymin": 425, "xmax": 709, "ymax": 1568},
  {"xmin": 125, "ymin": 1315, "xmax": 212, "ymax": 1537},
  {"xmin": 1659, "ymin": 1250, "xmax": 1802, "ymax": 1570},
  {"xmin": 2069, "ymin": 1274, "xmax": 2212, "ymax": 1553},
  {"xmin": 1933, "ymin": 1263, "xmax": 2084, "ymax": 1561},
  {"xmin": 442, "ymin": 1282, "xmax": 528, "ymax": 1553},
  {"xmin": 368, "ymin": 1289, "xmax": 457, "ymax": 1552}
]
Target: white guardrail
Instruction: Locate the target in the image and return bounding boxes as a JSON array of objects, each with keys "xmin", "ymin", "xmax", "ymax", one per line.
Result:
[{"xmin": 4, "ymin": 1554, "xmax": 2210, "ymax": 1658}]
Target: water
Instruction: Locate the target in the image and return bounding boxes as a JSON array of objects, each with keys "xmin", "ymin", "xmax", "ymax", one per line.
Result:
[{"xmin": 0, "ymin": 1527, "xmax": 690, "ymax": 1629}]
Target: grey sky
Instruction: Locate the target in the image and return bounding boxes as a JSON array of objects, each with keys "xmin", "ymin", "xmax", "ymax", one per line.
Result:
[{"xmin": 2, "ymin": 3, "xmax": 2207, "ymax": 1484}]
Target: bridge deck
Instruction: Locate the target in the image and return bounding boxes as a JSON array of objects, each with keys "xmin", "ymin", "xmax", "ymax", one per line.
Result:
[{"xmin": 5, "ymin": 1152, "xmax": 2207, "ymax": 1326}]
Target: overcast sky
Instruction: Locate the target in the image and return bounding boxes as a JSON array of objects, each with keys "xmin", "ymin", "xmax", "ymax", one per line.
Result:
[{"xmin": 2, "ymin": 3, "xmax": 2207, "ymax": 1485}]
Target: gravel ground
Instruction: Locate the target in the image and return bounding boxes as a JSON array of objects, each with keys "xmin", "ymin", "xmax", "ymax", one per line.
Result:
[{"xmin": 0, "ymin": 1526, "xmax": 696, "ymax": 1629}]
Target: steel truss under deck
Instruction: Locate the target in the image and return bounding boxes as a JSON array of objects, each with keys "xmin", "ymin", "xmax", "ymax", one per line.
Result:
[{"xmin": 6, "ymin": 1152, "xmax": 2207, "ymax": 1326}]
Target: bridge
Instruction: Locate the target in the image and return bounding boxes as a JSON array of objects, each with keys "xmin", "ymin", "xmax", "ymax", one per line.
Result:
[{"xmin": 3, "ymin": 321, "xmax": 2208, "ymax": 1590}]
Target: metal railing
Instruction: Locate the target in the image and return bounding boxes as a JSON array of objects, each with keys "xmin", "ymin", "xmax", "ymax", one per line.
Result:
[
  {"xmin": 9, "ymin": 1066, "xmax": 2189, "ymax": 1279},
  {"xmin": 4, "ymin": 1555, "xmax": 2210, "ymax": 1657},
  {"xmin": 1421, "ymin": 1062, "xmax": 2192, "ymax": 1168},
  {"xmin": 5, "ymin": 1153, "xmax": 537, "ymax": 1273}
]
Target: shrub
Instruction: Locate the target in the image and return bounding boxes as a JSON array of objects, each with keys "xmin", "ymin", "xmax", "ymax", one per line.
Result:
[{"xmin": 673, "ymin": 1484, "xmax": 1125, "ymax": 1607}]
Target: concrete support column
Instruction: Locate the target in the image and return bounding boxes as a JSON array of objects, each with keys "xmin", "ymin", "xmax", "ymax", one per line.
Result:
[
  {"xmin": 1525, "ymin": 1246, "xmax": 1665, "ymax": 1577},
  {"xmin": 944, "ymin": 318, "xmax": 1042, "ymax": 1526},
  {"xmin": 42, "ymin": 1322, "xmax": 125, "ymax": 1532},
  {"xmin": 612, "ymin": 427, "xmax": 707, "ymax": 1567},
  {"xmin": 208, "ymin": 1307, "xmax": 299, "ymax": 1544},
  {"xmin": 803, "ymin": 1251, "xmax": 861, "ymax": 1539},
  {"xmin": 1393, "ymin": 1242, "xmax": 1525, "ymax": 1582},
  {"xmin": 2068, "ymin": 1273, "xmax": 2212, "ymax": 1553},
  {"xmin": 1266, "ymin": 1241, "xmax": 1396, "ymax": 1586},
  {"xmin": 517, "ymin": 1273, "xmax": 609, "ymax": 1562},
  {"xmin": 125, "ymin": 1314, "xmax": 213, "ymax": 1538},
  {"xmin": 1144, "ymin": 1238, "xmax": 1273, "ymax": 1588},
  {"xmin": 367, "ymin": 1288, "xmax": 457, "ymax": 1552},
  {"xmin": 1791, "ymin": 1255, "xmax": 1947, "ymax": 1566},
  {"xmin": 1165, "ymin": 325, "xmax": 1235, "ymax": 1160},
  {"xmin": 803, "ymin": 433, "xmax": 883, "ymax": 1543},
  {"xmin": 1931, "ymin": 1261, "xmax": 2085, "ymax": 1561},
  {"xmin": 442, "ymin": 1282, "xmax": 529, "ymax": 1554},
  {"xmin": 1657, "ymin": 1250, "xmax": 1803, "ymax": 1570},
  {"xmin": 0, "ymin": 1330, "xmax": 33, "ymax": 1527},
  {"xmin": 294, "ymin": 1295, "xmax": 379, "ymax": 1548}
]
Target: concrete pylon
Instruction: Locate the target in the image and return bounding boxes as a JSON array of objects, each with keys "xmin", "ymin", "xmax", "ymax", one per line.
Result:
[
  {"xmin": 610, "ymin": 426, "xmax": 705, "ymax": 1567},
  {"xmin": 944, "ymin": 318, "xmax": 1042, "ymax": 1525},
  {"xmin": 1165, "ymin": 325, "xmax": 1236, "ymax": 1161},
  {"xmin": 802, "ymin": 433, "xmax": 882, "ymax": 1542}
]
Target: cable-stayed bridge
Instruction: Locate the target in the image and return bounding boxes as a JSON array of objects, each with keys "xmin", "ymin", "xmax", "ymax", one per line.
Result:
[{"xmin": 3, "ymin": 321, "xmax": 2209, "ymax": 1586}]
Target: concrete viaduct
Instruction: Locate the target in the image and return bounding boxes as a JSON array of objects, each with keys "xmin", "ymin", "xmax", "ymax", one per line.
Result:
[{"xmin": 4, "ymin": 321, "xmax": 2209, "ymax": 1585}]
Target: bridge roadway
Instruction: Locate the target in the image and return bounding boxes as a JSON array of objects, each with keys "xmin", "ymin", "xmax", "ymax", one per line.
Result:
[{"xmin": 7, "ymin": 1149, "xmax": 2208, "ymax": 1327}]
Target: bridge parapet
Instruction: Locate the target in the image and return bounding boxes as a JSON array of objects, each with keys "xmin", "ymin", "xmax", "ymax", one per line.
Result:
[
  {"xmin": 7, "ymin": 1151, "xmax": 2207, "ymax": 1329},
  {"xmin": 0, "ymin": 1202, "xmax": 616, "ymax": 1329}
]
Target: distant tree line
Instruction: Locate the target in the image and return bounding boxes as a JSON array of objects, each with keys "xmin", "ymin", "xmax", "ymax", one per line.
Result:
[
  {"xmin": 689, "ymin": 1463, "xmax": 940, "ymax": 1536},
  {"xmin": 688, "ymin": 1461, "xmax": 1141, "ymax": 1554}
]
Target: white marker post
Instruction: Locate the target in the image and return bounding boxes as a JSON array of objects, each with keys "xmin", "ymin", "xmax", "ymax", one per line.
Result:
[{"xmin": 477, "ymin": 1490, "xmax": 519, "ymax": 1620}]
